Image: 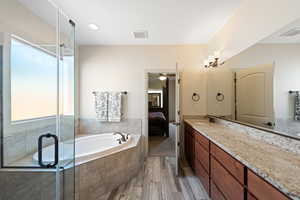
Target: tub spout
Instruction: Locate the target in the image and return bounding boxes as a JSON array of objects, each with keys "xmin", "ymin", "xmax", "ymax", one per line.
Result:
[
  {"xmin": 114, "ymin": 132, "xmax": 126, "ymax": 142},
  {"xmin": 117, "ymin": 139, "xmax": 122, "ymax": 144}
]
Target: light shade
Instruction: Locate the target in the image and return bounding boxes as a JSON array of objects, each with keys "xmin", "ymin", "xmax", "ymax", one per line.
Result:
[
  {"xmin": 159, "ymin": 76, "xmax": 167, "ymax": 81},
  {"xmin": 208, "ymin": 55, "xmax": 214, "ymax": 63},
  {"xmin": 204, "ymin": 59, "xmax": 209, "ymax": 66},
  {"xmin": 214, "ymin": 51, "xmax": 220, "ymax": 58}
]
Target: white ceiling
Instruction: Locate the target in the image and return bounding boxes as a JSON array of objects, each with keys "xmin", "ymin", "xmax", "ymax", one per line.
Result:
[
  {"xmin": 261, "ymin": 19, "xmax": 300, "ymax": 44},
  {"xmin": 20, "ymin": 0, "xmax": 242, "ymax": 45}
]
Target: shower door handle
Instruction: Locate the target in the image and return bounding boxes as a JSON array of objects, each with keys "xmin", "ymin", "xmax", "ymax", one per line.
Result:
[{"xmin": 38, "ymin": 133, "xmax": 59, "ymax": 168}]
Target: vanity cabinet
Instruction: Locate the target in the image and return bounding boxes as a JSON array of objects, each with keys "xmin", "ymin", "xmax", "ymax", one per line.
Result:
[
  {"xmin": 210, "ymin": 143, "xmax": 244, "ymax": 184},
  {"xmin": 248, "ymin": 170, "xmax": 289, "ymax": 200},
  {"xmin": 184, "ymin": 122, "xmax": 291, "ymax": 200},
  {"xmin": 194, "ymin": 132, "xmax": 210, "ymax": 193},
  {"xmin": 184, "ymin": 124, "xmax": 195, "ymax": 170},
  {"xmin": 211, "ymin": 157, "xmax": 244, "ymax": 200}
]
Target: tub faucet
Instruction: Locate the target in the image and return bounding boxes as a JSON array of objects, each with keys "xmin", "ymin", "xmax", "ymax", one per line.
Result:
[{"xmin": 114, "ymin": 132, "xmax": 126, "ymax": 142}]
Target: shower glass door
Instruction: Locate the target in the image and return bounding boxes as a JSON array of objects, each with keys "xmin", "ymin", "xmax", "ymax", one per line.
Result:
[
  {"xmin": 58, "ymin": 11, "xmax": 76, "ymax": 200},
  {"xmin": 0, "ymin": 0, "xmax": 76, "ymax": 199}
]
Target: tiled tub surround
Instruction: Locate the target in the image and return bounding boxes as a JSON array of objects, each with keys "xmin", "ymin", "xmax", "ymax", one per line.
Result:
[
  {"xmin": 0, "ymin": 134, "xmax": 142, "ymax": 200},
  {"xmin": 75, "ymin": 119, "xmax": 143, "ymax": 200},
  {"xmin": 0, "ymin": 167, "xmax": 75, "ymax": 200},
  {"xmin": 185, "ymin": 118, "xmax": 300, "ymax": 200},
  {"xmin": 75, "ymin": 136, "xmax": 142, "ymax": 200}
]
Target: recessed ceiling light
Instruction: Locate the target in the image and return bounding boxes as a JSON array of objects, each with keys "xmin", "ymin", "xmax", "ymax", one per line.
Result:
[{"xmin": 88, "ymin": 24, "xmax": 99, "ymax": 30}]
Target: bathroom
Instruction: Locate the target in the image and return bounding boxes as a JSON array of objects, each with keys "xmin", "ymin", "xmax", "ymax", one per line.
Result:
[{"xmin": 1, "ymin": 0, "xmax": 300, "ymax": 200}]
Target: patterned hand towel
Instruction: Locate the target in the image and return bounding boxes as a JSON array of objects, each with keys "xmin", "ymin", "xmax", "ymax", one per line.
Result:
[
  {"xmin": 108, "ymin": 92, "xmax": 122, "ymax": 122},
  {"xmin": 295, "ymin": 92, "xmax": 300, "ymax": 121},
  {"xmin": 94, "ymin": 92, "xmax": 109, "ymax": 121}
]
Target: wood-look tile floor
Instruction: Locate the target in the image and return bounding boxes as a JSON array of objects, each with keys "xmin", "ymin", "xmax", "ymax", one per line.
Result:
[
  {"xmin": 148, "ymin": 136, "xmax": 176, "ymax": 157},
  {"xmin": 107, "ymin": 156, "xmax": 210, "ymax": 200}
]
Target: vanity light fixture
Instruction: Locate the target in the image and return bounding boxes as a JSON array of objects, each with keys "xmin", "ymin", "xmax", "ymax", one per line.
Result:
[{"xmin": 204, "ymin": 51, "xmax": 220, "ymax": 68}]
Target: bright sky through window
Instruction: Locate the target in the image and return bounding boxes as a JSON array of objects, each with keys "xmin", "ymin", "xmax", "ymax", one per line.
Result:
[{"xmin": 10, "ymin": 38, "xmax": 74, "ymax": 121}]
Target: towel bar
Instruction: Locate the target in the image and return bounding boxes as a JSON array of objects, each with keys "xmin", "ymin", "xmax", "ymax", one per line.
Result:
[{"xmin": 92, "ymin": 91, "xmax": 127, "ymax": 95}]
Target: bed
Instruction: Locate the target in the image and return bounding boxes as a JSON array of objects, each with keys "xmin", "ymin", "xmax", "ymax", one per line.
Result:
[{"xmin": 148, "ymin": 111, "xmax": 168, "ymax": 136}]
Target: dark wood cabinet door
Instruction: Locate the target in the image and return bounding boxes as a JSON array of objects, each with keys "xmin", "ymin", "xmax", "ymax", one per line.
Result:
[
  {"xmin": 195, "ymin": 160, "xmax": 210, "ymax": 194},
  {"xmin": 211, "ymin": 181, "xmax": 226, "ymax": 200},
  {"xmin": 248, "ymin": 170, "xmax": 290, "ymax": 200},
  {"xmin": 195, "ymin": 141, "xmax": 209, "ymax": 173},
  {"xmin": 211, "ymin": 157, "xmax": 244, "ymax": 200},
  {"xmin": 211, "ymin": 143, "xmax": 244, "ymax": 184}
]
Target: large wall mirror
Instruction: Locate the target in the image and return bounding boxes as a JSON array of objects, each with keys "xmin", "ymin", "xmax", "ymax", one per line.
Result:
[{"xmin": 207, "ymin": 18, "xmax": 300, "ymax": 139}]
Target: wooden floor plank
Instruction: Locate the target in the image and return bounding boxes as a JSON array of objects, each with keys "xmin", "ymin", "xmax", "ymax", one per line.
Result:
[
  {"xmin": 109, "ymin": 156, "xmax": 209, "ymax": 200},
  {"xmin": 108, "ymin": 137, "xmax": 209, "ymax": 200}
]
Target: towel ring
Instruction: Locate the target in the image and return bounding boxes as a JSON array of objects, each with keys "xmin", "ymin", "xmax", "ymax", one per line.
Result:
[
  {"xmin": 192, "ymin": 93, "xmax": 200, "ymax": 102},
  {"xmin": 216, "ymin": 92, "xmax": 225, "ymax": 102}
]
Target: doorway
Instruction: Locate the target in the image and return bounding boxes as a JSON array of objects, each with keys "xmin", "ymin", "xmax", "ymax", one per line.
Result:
[{"xmin": 147, "ymin": 73, "xmax": 176, "ymax": 157}]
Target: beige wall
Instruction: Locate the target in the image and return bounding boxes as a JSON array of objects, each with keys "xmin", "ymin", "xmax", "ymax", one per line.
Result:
[
  {"xmin": 208, "ymin": 0, "xmax": 300, "ymax": 61},
  {"xmin": 79, "ymin": 45, "xmax": 207, "ymax": 119},
  {"xmin": 224, "ymin": 43, "xmax": 300, "ymax": 120},
  {"xmin": 78, "ymin": 45, "xmax": 207, "ymax": 148}
]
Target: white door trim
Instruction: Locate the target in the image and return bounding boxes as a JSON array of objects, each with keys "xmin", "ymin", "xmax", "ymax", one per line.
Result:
[{"xmin": 144, "ymin": 68, "xmax": 177, "ymax": 157}]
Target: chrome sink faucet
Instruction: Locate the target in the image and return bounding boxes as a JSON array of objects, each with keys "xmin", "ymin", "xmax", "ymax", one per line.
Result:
[{"xmin": 114, "ymin": 132, "xmax": 126, "ymax": 142}]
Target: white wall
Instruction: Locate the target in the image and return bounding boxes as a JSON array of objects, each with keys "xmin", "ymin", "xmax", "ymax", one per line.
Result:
[
  {"xmin": 206, "ymin": 68, "xmax": 234, "ymax": 117},
  {"xmin": 79, "ymin": 45, "xmax": 207, "ymax": 119},
  {"xmin": 79, "ymin": 45, "xmax": 207, "ymax": 153},
  {"xmin": 208, "ymin": 0, "xmax": 300, "ymax": 61},
  {"xmin": 0, "ymin": 0, "xmax": 57, "ymax": 45},
  {"xmin": 223, "ymin": 43, "xmax": 300, "ymax": 120}
]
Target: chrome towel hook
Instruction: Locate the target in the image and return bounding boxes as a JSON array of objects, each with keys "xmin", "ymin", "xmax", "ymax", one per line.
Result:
[
  {"xmin": 192, "ymin": 93, "xmax": 200, "ymax": 102},
  {"xmin": 216, "ymin": 92, "xmax": 225, "ymax": 102}
]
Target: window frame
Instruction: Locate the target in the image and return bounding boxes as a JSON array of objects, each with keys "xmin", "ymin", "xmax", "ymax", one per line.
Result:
[{"xmin": 4, "ymin": 34, "xmax": 58, "ymax": 126}]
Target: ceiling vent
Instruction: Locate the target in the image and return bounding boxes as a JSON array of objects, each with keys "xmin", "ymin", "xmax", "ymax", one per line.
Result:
[
  {"xmin": 280, "ymin": 28, "xmax": 300, "ymax": 37},
  {"xmin": 133, "ymin": 31, "xmax": 148, "ymax": 39}
]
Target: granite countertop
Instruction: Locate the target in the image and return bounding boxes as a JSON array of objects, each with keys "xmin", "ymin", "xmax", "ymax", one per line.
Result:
[{"xmin": 185, "ymin": 119, "xmax": 300, "ymax": 200}]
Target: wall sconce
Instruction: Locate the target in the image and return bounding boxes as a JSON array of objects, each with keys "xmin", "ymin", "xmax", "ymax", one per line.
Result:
[{"xmin": 204, "ymin": 51, "xmax": 220, "ymax": 68}]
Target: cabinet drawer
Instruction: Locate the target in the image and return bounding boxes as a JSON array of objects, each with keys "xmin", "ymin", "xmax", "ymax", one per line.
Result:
[
  {"xmin": 211, "ymin": 181, "xmax": 226, "ymax": 200},
  {"xmin": 248, "ymin": 170, "xmax": 289, "ymax": 200},
  {"xmin": 211, "ymin": 143, "xmax": 244, "ymax": 184},
  {"xmin": 194, "ymin": 131, "xmax": 209, "ymax": 151},
  {"xmin": 211, "ymin": 157, "xmax": 244, "ymax": 200},
  {"xmin": 195, "ymin": 141, "xmax": 209, "ymax": 173},
  {"xmin": 195, "ymin": 160, "xmax": 209, "ymax": 194}
]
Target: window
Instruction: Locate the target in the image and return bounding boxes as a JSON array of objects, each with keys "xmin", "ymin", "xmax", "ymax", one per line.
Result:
[{"xmin": 10, "ymin": 38, "xmax": 57, "ymax": 121}]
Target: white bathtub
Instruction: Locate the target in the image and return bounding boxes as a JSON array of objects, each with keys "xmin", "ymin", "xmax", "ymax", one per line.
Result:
[{"xmin": 32, "ymin": 133, "xmax": 133, "ymax": 164}]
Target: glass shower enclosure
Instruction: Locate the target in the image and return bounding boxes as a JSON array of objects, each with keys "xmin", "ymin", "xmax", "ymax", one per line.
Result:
[{"xmin": 0, "ymin": 0, "xmax": 76, "ymax": 199}]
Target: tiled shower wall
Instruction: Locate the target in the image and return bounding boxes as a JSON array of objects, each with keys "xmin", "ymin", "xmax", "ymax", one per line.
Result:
[{"xmin": 2, "ymin": 116, "xmax": 75, "ymax": 165}]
